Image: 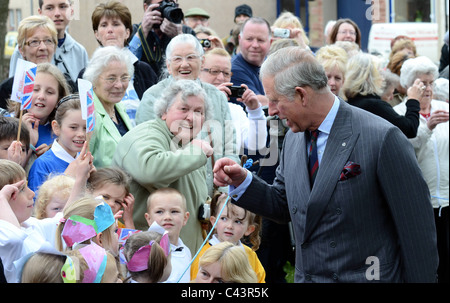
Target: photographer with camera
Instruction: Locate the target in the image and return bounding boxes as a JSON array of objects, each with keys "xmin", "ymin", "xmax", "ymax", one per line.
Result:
[{"xmin": 129, "ymin": 0, "xmax": 196, "ymax": 78}]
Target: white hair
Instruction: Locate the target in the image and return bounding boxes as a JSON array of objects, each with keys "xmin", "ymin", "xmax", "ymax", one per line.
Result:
[
  {"xmin": 260, "ymin": 46, "xmax": 328, "ymax": 100},
  {"xmin": 165, "ymin": 34, "xmax": 204, "ymax": 62},
  {"xmin": 399, "ymin": 56, "xmax": 439, "ymax": 89},
  {"xmin": 433, "ymin": 78, "xmax": 449, "ymax": 102},
  {"xmin": 153, "ymin": 80, "xmax": 213, "ymax": 121},
  {"xmin": 83, "ymin": 46, "xmax": 135, "ymax": 86}
]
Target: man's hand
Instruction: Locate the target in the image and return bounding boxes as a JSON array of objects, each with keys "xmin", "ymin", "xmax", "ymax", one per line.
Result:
[
  {"xmin": 213, "ymin": 158, "xmax": 247, "ymax": 187},
  {"xmin": 160, "ymin": 19, "xmax": 182, "ymax": 38},
  {"xmin": 141, "ymin": 3, "xmax": 163, "ymax": 37}
]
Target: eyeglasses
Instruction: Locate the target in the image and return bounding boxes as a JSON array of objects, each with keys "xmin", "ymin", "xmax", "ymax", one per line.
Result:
[
  {"xmin": 25, "ymin": 38, "xmax": 55, "ymax": 47},
  {"xmin": 101, "ymin": 75, "xmax": 131, "ymax": 85},
  {"xmin": 202, "ymin": 68, "xmax": 232, "ymax": 78},
  {"xmin": 338, "ymin": 30, "xmax": 356, "ymax": 36},
  {"xmin": 170, "ymin": 54, "xmax": 200, "ymax": 64}
]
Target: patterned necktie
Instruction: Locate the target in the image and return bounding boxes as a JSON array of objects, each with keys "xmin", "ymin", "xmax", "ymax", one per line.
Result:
[{"xmin": 308, "ymin": 130, "xmax": 320, "ymax": 187}]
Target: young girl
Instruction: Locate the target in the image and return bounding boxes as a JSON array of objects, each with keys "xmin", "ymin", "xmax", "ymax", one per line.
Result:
[
  {"xmin": 0, "ymin": 153, "xmax": 91, "ymax": 282},
  {"xmin": 193, "ymin": 241, "xmax": 258, "ymax": 283},
  {"xmin": 34, "ymin": 174, "xmax": 75, "ymax": 219},
  {"xmin": 8, "ymin": 63, "xmax": 70, "ymax": 157},
  {"xmin": 20, "ymin": 243, "xmax": 121, "ymax": 283},
  {"xmin": 190, "ymin": 192, "xmax": 266, "ymax": 283},
  {"xmin": 87, "ymin": 167, "xmax": 135, "ymax": 229},
  {"xmin": 27, "ymin": 95, "xmax": 86, "ymax": 194},
  {"xmin": 122, "ymin": 231, "xmax": 172, "ymax": 283},
  {"xmin": 55, "ymin": 196, "xmax": 119, "ymax": 256}
]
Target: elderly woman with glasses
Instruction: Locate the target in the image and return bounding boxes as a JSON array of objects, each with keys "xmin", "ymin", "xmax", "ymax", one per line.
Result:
[
  {"xmin": 0, "ymin": 15, "xmax": 58, "ymax": 110},
  {"xmin": 136, "ymin": 34, "xmax": 239, "ymax": 199},
  {"xmin": 113, "ymin": 79, "xmax": 214, "ymax": 255},
  {"xmin": 393, "ymin": 56, "xmax": 449, "ymax": 283},
  {"xmin": 83, "ymin": 46, "xmax": 135, "ymax": 168}
]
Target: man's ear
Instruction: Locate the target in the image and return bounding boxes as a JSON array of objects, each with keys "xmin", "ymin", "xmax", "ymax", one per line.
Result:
[{"xmin": 294, "ymin": 86, "xmax": 308, "ymax": 106}]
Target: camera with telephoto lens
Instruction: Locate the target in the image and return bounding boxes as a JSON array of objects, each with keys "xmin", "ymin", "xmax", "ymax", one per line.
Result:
[
  {"xmin": 200, "ymin": 39, "xmax": 212, "ymax": 49},
  {"xmin": 155, "ymin": 0, "xmax": 184, "ymax": 24}
]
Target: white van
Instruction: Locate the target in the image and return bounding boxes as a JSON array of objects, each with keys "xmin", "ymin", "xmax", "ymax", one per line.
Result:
[{"xmin": 368, "ymin": 22, "xmax": 439, "ymax": 65}]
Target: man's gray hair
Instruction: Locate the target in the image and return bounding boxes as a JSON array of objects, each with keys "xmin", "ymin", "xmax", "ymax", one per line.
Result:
[
  {"xmin": 154, "ymin": 80, "xmax": 213, "ymax": 121},
  {"xmin": 260, "ymin": 46, "xmax": 328, "ymax": 100},
  {"xmin": 83, "ymin": 46, "xmax": 135, "ymax": 86},
  {"xmin": 399, "ymin": 56, "xmax": 439, "ymax": 89},
  {"xmin": 165, "ymin": 34, "xmax": 204, "ymax": 62}
]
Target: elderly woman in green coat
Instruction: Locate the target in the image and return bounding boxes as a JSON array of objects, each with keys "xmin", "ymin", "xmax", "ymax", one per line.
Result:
[
  {"xmin": 83, "ymin": 46, "xmax": 134, "ymax": 168},
  {"xmin": 112, "ymin": 80, "xmax": 214, "ymax": 255}
]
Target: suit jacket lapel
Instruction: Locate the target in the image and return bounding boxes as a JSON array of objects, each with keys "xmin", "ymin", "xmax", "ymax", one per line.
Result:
[{"xmin": 303, "ymin": 101, "xmax": 360, "ymax": 242}]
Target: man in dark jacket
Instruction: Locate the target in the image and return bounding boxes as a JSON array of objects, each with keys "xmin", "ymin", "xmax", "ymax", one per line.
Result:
[{"xmin": 129, "ymin": 0, "xmax": 196, "ymax": 78}]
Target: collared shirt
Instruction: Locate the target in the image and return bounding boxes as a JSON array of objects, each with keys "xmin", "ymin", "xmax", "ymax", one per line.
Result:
[
  {"xmin": 50, "ymin": 139, "xmax": 78, "ymax": 164},
  {"xmin": 230, "ymin": 96, "xmax": 340, "ymax": 200}
]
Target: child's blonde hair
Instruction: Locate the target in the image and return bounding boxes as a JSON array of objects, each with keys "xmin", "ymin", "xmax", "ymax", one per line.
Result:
[
  {"xmin": 21, "ymin": 249, "xmax": 119, "ymax": 283},
  {"xmin": 210, "ymin": 192, "xmax": 262, "ymax": 251},
  {"xmin": 123, "ymin": 231, "xmax": 168, "ymax": 283},
  {"xmin": 55, "ymin": 197, "xmax": 116, "ymax": 252},
  {"xmin": 34, "ymin": 174, "xmax": 75, "ymax": 219},
  {"xmin": 0, "ymin": 159, "xmax": 26, "ymax": 189},
  {"xmin": 65, "ymin": 249, "xmax": 119, "ymax": 283},
  {"xmin": 146, "ymin": 187, "xmax": 187, "ymax": 213},
  {"xmin": 21, "ymin": 253, "xmax": 66, "ymax": 283},
  {"xmin": 198, "ymin": 241, "xmax": 257, "ymax": 283}
]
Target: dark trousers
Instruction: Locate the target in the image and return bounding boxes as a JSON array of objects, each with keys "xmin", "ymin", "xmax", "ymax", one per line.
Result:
[{"xmin": 434, "ymin": 206, "xmax": 449, "ymax": 283}]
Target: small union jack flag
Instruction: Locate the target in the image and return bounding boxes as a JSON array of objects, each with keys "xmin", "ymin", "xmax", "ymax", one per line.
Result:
[
  {"xmin": 21, "ymin": 66, "xmax": 37, "ymax": 110},
  {"xmin": 86, "ymin": 88, "xmax": 95, "ymax": 133}
]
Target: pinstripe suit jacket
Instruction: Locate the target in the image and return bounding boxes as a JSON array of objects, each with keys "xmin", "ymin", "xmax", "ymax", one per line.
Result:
[{"xmin": 234, "ymin": 100, "xmax": 438, "ymax": 282}]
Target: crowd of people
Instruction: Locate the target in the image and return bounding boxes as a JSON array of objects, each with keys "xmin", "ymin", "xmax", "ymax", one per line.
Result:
[{"xmin": 0, "ymin": 0, "xmax": 448, "ymax": 284}]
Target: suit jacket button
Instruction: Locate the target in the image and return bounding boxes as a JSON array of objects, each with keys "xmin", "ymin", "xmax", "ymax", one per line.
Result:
[
  {"xmin": 330, "ymin": 241, "xmax": 336, "ymax": 248},
  {"xmin": 332, "ymin": 273, "xmax": 338, "ymax": 281},
  {"xmin": 305, "ymin": 274, "xmax": 312, "ymax": 281},
  {"xmin": 292, "ymin": 207, "xmax": 297, "ymax": 214},
  {"xmin": 336, "ymin": 208, "xmax": 342, "ymax": 215}
]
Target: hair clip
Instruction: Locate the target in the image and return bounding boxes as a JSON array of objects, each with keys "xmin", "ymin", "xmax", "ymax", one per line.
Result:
[
  {"xmin": 126, "ymin": 232, "xmax": 170, "ymax": 272},
  {"xmin": 57, "ymin": 93, "xmax": 80, "ymax": 108},
  {"xmin": 61, "ymin": 256, "xmax": 77, "ymax": 283},
  {"xmin": 61, "ymin": 201, "xmax": 115, "ymax": 248},
  {"xmin": 78, "ymin": 242, "xmax": 108, "ymax": 283}
]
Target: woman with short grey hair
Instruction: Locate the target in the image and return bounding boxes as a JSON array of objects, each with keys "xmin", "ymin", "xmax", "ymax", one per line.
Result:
[
  {"xmin": 83, "ymin": 45, "xmax": 134, "ymax": 168},
  {"xmin": 112, "ymin": 79, "xmax": 214, "ymax": 256},
  {"xmin": 394, "ymin": 57, "xmax": 449, "ymax": 283},
  {"xmin": 135, "ymin": 33, "xmax": 239, "ymax": 203}
]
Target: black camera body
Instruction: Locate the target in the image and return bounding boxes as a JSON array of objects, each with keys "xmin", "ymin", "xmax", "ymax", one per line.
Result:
[
  {"xmin": 156, "ymin": 0, "xmax": 184, "ymax": 24},
  {"xmin": 229, "ymin": 86, "xmax": 246, "ymax": 98},
  {"xmin": 200, "ymin": 39, "xmax": 212, "ymax": 49}
]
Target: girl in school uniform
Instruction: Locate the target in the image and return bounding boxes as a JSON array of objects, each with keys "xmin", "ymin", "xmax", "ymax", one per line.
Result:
[{"xmin": 27, "ymin": 96, "xmax": 86, "ymax": 194}]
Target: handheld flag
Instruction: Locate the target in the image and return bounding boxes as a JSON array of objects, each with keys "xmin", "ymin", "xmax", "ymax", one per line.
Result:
[
  {"xmin": 11, "ymin": 59, "xmax": 37, "ymax": 110},
  {"xmin": 78, "ymin": 79, "xmax": 95, "ymax": 133}
]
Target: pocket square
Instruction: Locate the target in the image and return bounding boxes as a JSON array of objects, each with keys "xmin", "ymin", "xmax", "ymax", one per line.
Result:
[{"xmin": 339, "ymin": 161, "xmax": 361, "ymax": 181}]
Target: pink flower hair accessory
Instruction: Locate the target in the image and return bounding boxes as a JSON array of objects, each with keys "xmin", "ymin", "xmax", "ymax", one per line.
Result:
[
  {"xmin": 78, "ymin": 242, "xmax": 108, "ymax": 283},
  {"xmin": 61, "ymin": 201, "xmax": 115, "ymax": 248},
  {"xmin": 125, "ymin": 231, "xmax": 170, "ymax": 272}
]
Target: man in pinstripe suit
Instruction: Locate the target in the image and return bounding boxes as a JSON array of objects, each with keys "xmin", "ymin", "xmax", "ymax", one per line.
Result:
[{"xmin": 213, "ymin": 47, "xmax": 438, "ymax": 283}]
